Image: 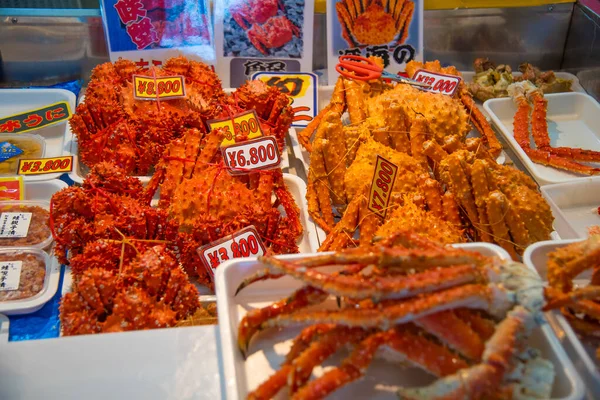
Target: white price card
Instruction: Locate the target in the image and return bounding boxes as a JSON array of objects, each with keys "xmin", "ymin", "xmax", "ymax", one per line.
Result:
[
  {"xmin": 411, "ymin": 69, "xmax": 461, "ymax": 96},
  {"xmin": 222, "ymin": 136, "xmax": 281, "ymax": 175},
  {"xmin": 0, "ymin": 212, "xmax": 32, "ymax": 238},
  {"xmin": 0, "ymin": 261, "xmax": 22, "ymax": 291},
  {"xmin": 197, "ymin": 226, "xmax": 266, "ymax": 279}
]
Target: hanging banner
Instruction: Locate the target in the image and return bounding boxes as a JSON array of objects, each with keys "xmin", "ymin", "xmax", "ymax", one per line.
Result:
[
  {"xmin": 214, "ymin": 0, "xmax": 314, "ymax": 87},
  {"xmin": 327, "ymin": 0, "xmax": 423, "ymax": 83},
  {"xmin": 100, "ymin": 0, "xmax": 216, "ymax": 66}
]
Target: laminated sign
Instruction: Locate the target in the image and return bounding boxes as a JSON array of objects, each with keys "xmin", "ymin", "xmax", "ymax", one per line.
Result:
[
  {"xmin": 214, "ymin": 0, "xmax": 314, "ymax": 87},
  {"xmin": 100, "ymin": 0, "xmax": 216, "ymax": 66},
  {"xmin": 327, "ymin": 0, "xmax": 423, "ymax": 82}
]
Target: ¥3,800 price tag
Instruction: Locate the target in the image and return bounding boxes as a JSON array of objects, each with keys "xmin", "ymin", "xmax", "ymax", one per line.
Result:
[
  {"xmin": 368, "ymin": 155, "xmax": 399, "ymax": 219},
  {"xmin": 197, "ymin": 226, "xmax": 266, "ymax": 280},
  {"xmin": 133, "ymin": 75, "xmax": 186, "ymax": 100},
  {"xmin": 208, "ymin": 110, "xmax": 264, "ymax": 147},
  {"xmin": 411, "ymin": 69, "xmax": 461, "ymax": 96},
  {"xmin": 222, "ymin": 136, "xmax": 281, "ymax": 175},
  {"xmin": 17, "ymin": 156, "xmax": 73, "ymax": 175}
]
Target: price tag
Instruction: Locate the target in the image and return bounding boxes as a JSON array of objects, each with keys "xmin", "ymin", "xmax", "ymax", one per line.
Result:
[
  {"xmin": 252, "ymin": 72, "xmax": 318, "ymax": 128},
  {"xmin": 411, "ymin": 69, "xmax": 461, "ymax": 96},
  {"xmin": 0, "ymin": 101, "xmax": 72, "ymax": 134},
  {"xmin": 0, "ymin": 177, "xmax": 24, "ymax": 201},
  {"xmin": 17, "ymin": 155, "xmax": 74, "ymax": 175},
  {"xmin": 208, "ymin": 110, "xmax": 263, "ymax": 147},
  {"xmin": 0, "ymin": 212, "xmax": 32, "ymax": 238},
  {"xmin": 133, "ymin": 75, "xmax": 186, "ymax": 100},
  {"xmin": 0, "ymin": 261, "xmax": 22, "ymax": 291},
  {"xmin": 222, "ymin": 137, "xmax": 281, "ymax": 175},
  {"xmin": 197, "ymin": 226, "xmax": 266, "ymax": 280},
  {"xmin": 368, "ymin": 155, "xmax": 399, "ymax": 219}
]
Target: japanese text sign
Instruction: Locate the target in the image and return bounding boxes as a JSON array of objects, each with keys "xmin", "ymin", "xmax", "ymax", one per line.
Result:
[
  {"xmin": 368, "ymin": 155, "xmax": 399, "ymax": 219},
  {"xmin": 208, "ymin": 110, "xmax": 264, "ymax": 147},
  {"xmin": 0, "ymin": 213, "xmax": 32, "ymax": 238},
  {"xmin": 252, "ymin": 72, "xmax": 318, "ymax": 128},
  {"xmin": 0, "ymin": 261, "xmax": 22, "ymax": 291},
  {"xmin": 222, "ymin": 136, "xmax": 281, "ymax": 174},
  {"xmin": 133, "ymin": 75, "xmax": 186, "ymax": 100},
  {"xmin": 411, "ymin": 69, "xmax": 461, "ymax": 96},
  {"xmin": 17, "ymin": 156, "xmax": 74, "ymax": 176},
  {"xmin": 0, "ymin": 101, "xmax": 71, "ymax": 134},
  {"xmin": 197, "ymin": 225, "xmax": 266, "ymax": 280}
]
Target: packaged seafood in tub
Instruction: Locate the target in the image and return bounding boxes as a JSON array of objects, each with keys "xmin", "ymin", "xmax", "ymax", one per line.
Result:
[
  {"xmin": 0, "ymin": 200, "xmax": 53, "ymax": 251},
  {"xmin": 0, "ymin": 134, "xmax": 46, "ymax": 176}
]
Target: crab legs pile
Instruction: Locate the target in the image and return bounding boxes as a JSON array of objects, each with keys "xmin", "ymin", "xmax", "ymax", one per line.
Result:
[{"xmin": 238, "ymin": 232, "xmax": 554, "ymax": 400}]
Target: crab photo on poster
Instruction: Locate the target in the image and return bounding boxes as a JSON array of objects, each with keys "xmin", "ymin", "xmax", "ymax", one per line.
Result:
[{"xmin": 223, "ymin": 0, "xmax": 304, "ymax": 58}]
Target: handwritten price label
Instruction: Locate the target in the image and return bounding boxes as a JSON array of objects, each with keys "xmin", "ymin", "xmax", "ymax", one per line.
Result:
[
  {"xmin": 222, "ymin": 137, "xmax": 281, "ymax": 175},
  {"xmin": 411, "ymin": 69, "xmax": 461, "ymax": 96},
  {"xmin": 17, "ymin": 156, "xmax": 73, "ymax": 175},
  {"xmin": 368, "ymin": 155, "xmax": 398, "ymax": 219},
  {"xmin": 208, "ymin": 110, "xmax": 264, "ymax": 147},
  {"xmin": 133, "ymin": 75, "xmax": 186, "ymax": 100},
  {"xmin": 197, "ymin": 226, "xmax": 266, "ymax": 280}
]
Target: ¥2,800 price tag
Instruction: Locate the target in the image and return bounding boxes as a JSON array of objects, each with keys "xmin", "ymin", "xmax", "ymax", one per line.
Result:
[
  {"xmin": 222, "ymin": 136, "xmax": 281, "ymax": 175},
  {"xmin": 133, "ymin": 75, "xmax": 186, "ymax": 100},
  {"xmin": 197, "ymin": 226, "xmax": 266, "ymax": 280},
  {"xmin": 208, "ymin": 110, "xmax": 264, "ymax": 147},
  {"xmin": 18, "ymin": 156, "xmax": 73, "ymax": 175},
  {"xmin": 368, "ymin": 155, "xmax": 399, "ymax": 219},
  {"xmin": 411, "ymin": 69, "xmax": 461, "ymax": 96}
]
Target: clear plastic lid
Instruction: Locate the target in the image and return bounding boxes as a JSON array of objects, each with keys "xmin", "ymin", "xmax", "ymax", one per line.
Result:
[
  {"xmin": 0, "ymin": 133, "xmax": 46, "ymax": 176},
  {"xmin": 0, "ymin": 201, "xmax": 53, "ymax": 250}
]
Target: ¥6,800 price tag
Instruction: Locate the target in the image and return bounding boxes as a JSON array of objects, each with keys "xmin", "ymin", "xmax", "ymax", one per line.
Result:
[
  {"xmin": 133, "ymin": 75, "xmax": 186, "ymax": 100},
  {"xmin": 197, "ymin": 226, "xmax": 266, "ymax": 280},
  {"xmin": 411, "ymin": 69, "xmax": 461, "ymax": 96},
  {"xmin": 18, "ymin": 156, "xmax": 73, "ymax": 175},
  {"xmin": 222, "ymin": 137, "xmax": 281, "ymax": 175},
  {"xmin": 208, "ymin": 110, "xmax": 264, "ymax": 147},
  {"xmin": 368, "ymin": 155, "xmax": 399, "ymax": 219}
]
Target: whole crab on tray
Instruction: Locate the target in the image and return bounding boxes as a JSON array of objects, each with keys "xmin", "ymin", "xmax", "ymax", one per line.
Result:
[{"xmin": 235, "ymin": 232, "xmax": 555, "ymax": 399}]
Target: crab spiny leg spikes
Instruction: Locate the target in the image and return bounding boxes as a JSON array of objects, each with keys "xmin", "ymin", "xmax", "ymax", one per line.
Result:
[
  {"xmin": 318, "ymin": 191, "xmax": 361, "ymax": 251},
  {"xmin": 547, "ymin": 147, "xmax": 600, "ymax": 162},
  {"xmin": 525, "ymin": 147, "xmax": 600, "ymax": 175},
  {"xmin": 441, "ymin": 192, "xmax": 463, "ymax": 227},
  {"xmin": 322, "ymin": 113, "xmax": 348, "ymax": 206},
  {"xmin": 529, "ymin": 91, "xmax": 551, "ymax": 149},
  {"xmin": 409, "ymin": 116, "xmax": 429, "ymax": 168},
  {"xmin": 544, "ymin": 286, "xmax": 600, "ymax": 310},
  {"xmin": 419, "ymin": 176, "xmax": 444, "ymax": 218},
  {"xmin": 344, "ymin": 78, "xmax": 368, "ymax": 125},
  {"xmin": 487, "ymin": 191, "xmax": 519, "ymax": 260},
  {"xmin": 286, "ymin": 324, "xmax": 337, "ymax": 363},
  {"xmin": 546, "ymin": 234, "xmax": 600, "ymax": 292},
  {"xmin": 307, "ymin": 139, "xmax": 336, "ymax": 232},
  {"xmin": 470, "ymin": 159, "xmax": 493, "ymax": 243},
  {"xmin": 423, "ymin": 140, "xmax": 448, "ymax": 164},
  {"xmin": 358, "ymin": 194, "xmax": 380, "ymax": 246},
  {"xmin": 512, "ymin": 93, "xmax": 532, "ymax": 150},
  {"xmin": 461, "ymin": 92, "xmax": 503, "ymax": 157},
  {"xmin": 444, "ymin": 153, "xmax": 480, "ymax": 236},
  {"xmin": 455, "ymin": 309, "xmax": 496, "ymax": 341},
  {"xmin": 238, "ymin": 286, "xmax": 328, "ymax": 357}
]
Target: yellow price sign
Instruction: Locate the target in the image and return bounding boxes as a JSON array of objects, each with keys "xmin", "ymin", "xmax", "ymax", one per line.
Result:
[
  {"xmin": 17, "ymin": 156, "xmax": 73, "ymax": 175},
  {"xmin": 133, "ymin": 75, "xmax": 186, "ymax": 100},
  {"xmin": 207, "ymin": 110, "xmax": 263, "ymax": 147},
  {"xmin": 367, "ymin": 155, "xmax": 399, "ymax": 219}
]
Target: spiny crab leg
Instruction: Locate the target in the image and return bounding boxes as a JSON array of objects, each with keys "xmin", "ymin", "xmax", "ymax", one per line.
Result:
[{"xmin": 544, "ymin": 285, "xmax": 600, "ymax": 310}]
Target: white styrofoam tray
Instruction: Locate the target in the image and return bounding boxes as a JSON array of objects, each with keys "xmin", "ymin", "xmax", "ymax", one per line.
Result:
[
  {"xmin": 484, "ymin": 92, "xmax": 600, "ymax": 186},
  {"xmin": 540, "ymin": 177, "xmax": 600, "ymax": 239},
  {"xmin": 524, "ymin": 239, "xmax": 600, "ymax": 397},
  {"xmin": 0, "ymin": 89, "xmax": 75, "ymax": 181},
  {"xmin": 461, "ymin": 71, "xmax": 586, "ymax": 97},
  {"xmin": 216, "ymin": 243, "xmax": 584, "ymax": 400}
]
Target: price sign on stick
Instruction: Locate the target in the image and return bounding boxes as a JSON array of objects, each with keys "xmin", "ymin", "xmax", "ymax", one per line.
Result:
[
  {"xmin": 208, "ymin": 110, "xmax": 264, "ymax": 147},
  {"xmin": 411, "ymin": 69, "xmax": 461, "ymax": 96},
  {"xmin": 133, "ymin": 75, "xmax": 186, "ymax": 100},
  {"xmin": 17, "ymin": 156, "xmax": 74, "ymax": 175},
  {"xmin": 197, "ymin": 226, "xmax": 266, "ymax": 280},
  {"xmin": 222, "ymin": 137, "xmax": 281, "ymax": 175},
  {"xmin": 368, "ymin": 155, "xmax": 399, "ymax": 219}
]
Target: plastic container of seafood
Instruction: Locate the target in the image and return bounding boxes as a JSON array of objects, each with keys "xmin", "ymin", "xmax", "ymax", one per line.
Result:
[
  {"xmin": 0, "ymin": 247, "xmax": 60, "ymax": 316},
  {"xmin": 19, "ymin": 179, "xmax": 68, "ymax": 202},
  {"xmin": 0, "ymin": 89, "xmax": 75, "ymax": 182},
  {"xmin": 484, "ymin": 92, "xmax": 600, "ymax": 186},
  {"xmin": 0, "ymin": 134, "xmax": 46, "ymax": 176},
  {"xmin": 540, "ymin": 177, "xmax": 600, "ymax": 239},
  {"xmin": 0, "ymin": 313, "xmax": 8, "ymax": 344},
  {"xmin": 216, "ymin": 242, "xmax": 585, "ymax": 400},
  {"xmin": 524, "ymin": 239, "xmax": 600, "ymax": 397},
  {"xmin": 0, "ymin": 201, "xmax": 53, "ymax": 250}
]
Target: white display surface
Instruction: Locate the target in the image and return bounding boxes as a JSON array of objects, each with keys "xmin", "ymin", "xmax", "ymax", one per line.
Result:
[{"xmin": 0, "ymin": 325, "xmax": 223, "ymax": 400}]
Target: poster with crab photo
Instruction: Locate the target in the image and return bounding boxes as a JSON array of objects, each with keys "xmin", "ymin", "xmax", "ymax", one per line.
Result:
[
  {"xmin": 327, "ymin": 0, "xmax": 423, "ymax": 83},
  {"xmin": 100, "ymin": 0, "xmax": 216, "ymax": 66},
  {"xmin": 214, "ymin": 0, "xmax": 314, "ymax": 87}
]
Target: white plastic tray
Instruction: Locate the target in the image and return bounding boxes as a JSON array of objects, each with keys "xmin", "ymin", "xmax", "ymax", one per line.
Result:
[
  {"xmin": 484, "ymin": 92, "xmax": 600, "ymax": 186},
  {"xmin": 540, "ymin": 178, "xmax": 600, "ymax": 239},
  {"xmin": 216, "ymin": 242, "xmax": 584, "ymax": 400},
  {"xmin": 0, "ymin": 89, "xmax": 75, "ymax": 182},
  {"xmin": 0, "ymin": 313, "xmax": 8, "ymax": 344},
  {"xmin": 524, "ymin": 239, "xmax": 600, "ymax": 397}
]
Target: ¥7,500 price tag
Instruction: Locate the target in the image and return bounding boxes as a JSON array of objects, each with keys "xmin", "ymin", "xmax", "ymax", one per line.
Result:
[
  {"xmin": 17, "ymin": 156, "xmax": 73, "ymax": 175},
  {"xmin": 411, "ymin": 69, "xmax": 461, "ymax": 96},
  {"xmin": 222, "ymin": 137, "xmax": 281, "ymax": 175},
  {"xmin": 133, "ymin": 75, "xmax": 186, "ymax": 100},
  {"xmin": 197, "ymin": 226, "xmax": 266, "ymax": 280},
  {"xmin": 368, "ymin": 155, "xmax": 399, "ymax": 219},
  {"xmin": 208, "ymin": 110, "xmax": 264, "ymax": 147}
]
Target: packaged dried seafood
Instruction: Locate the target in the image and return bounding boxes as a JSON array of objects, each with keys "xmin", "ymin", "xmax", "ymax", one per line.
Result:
[
  {"xmin": 0, "ymin": 201, "xmax": 52, "ymax": 249},
  {"xmin": 0, "ymin": 249, "xmax": 47, "ymax": 303}
]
